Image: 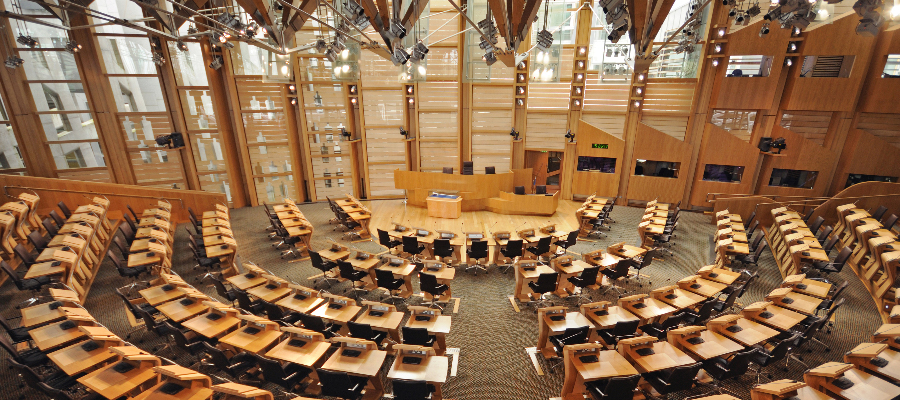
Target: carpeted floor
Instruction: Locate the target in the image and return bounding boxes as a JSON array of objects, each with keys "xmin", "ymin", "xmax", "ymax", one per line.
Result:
[{"xmin": 0, "ymin": 200, "xmax": 884, "ymax": 400}]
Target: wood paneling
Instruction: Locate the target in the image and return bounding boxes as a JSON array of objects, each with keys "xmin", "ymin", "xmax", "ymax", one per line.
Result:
[
  {"xmin": 856, "ymin": 29, "xmax": 900, "ymax": 114},
  {"xmin": 0, "ymin": 175, "xmax": 225, "ymax": 223},
  {"xmin": 780, "ymin": 111, "xmax": 832, "ymax": 146},
  {"xmin": 689, "ymin": 123, "xmax": 761, "ymax": 208},
  {"xmin": 809, "ymin": 182, "xmax": 900, "ymax": 228},
  {"xmin": 782, "ymin": 14, "xmax": 877, "ymax": 111},
  {"xmin": 626, "ymin": 123, "xmax": 692, "ymax": 204},
  {"xmin": 580, "ymin": 113, "xmax": 626, "ymax": 140},
  {"xmin": 714, "ymin": 19, "xmax": 791, "ymax": 110},
  {"xmin": 856, "ymin": 113, "xmax": 900, "ymax": 149},
  {"xmin": 829, "ymin": 128, "xmax": 900, "ymax": 196},
  {"xmin": 571, "ymin": 119, "xmax": 624, "ymax": 198},
  {"xmin": 756, "ymin": 125, "xmax": 839, "ymax": 198},
  {"xmin": 525, "ymin": 113, "xmax": 567, "ymax": 150}
]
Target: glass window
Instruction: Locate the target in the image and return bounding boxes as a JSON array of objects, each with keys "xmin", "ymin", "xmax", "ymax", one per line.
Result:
[
  {"xmin": 49, "ymin": 142, "xmax": 106, "ymax": 170},
  {"xmin": 29, "ymin": 83, "xmax": 89, "ymax": 112},
  {"xmin": 800, "ymin": 55, "xmax": 855, "ymax": 78},
  {"xmin": 20, "ymin": 51, "xmax": 81, "ymax": 80},
  {"xmin": 98, "ymin": 36, "xmax": 158, "ymax": 75},
  {"xmin": 845, "ymin": 174, "xmax": 898, "ymax": 188},
  {"xmin": 577, "ymin": 156, "xmax": 616, "ymax": 173},
  {"xmin": 726, "ymin": 55, "xmax": 773, "ymax": 77},
  {"xmin": 769, "ymin": 168, "xmax": 818, "ymax": 188},
  {"xmin": 109, "ymin": 77, "xmax": 167, "ymax": 112},
  {"xmin": 170, "ymin": 42, "xmax": 209, "ymax": 86},
  {"xmin": 702, "ymin": 164, "xmax": 744, "ymax": 183},
  {"xmin": 634, "ymin": 160, "xmax": 680, "ymax": 178},
  {"xmin": 588, "ymin": 7, "xmax": 633, "ymax": 78},
  {"xmin": 884, "ymin": 55, "xmax": 900, "ymax": 78},
  {"xmin": 0, "ymin": 94, "xmax": 25, "ymax": 172}
]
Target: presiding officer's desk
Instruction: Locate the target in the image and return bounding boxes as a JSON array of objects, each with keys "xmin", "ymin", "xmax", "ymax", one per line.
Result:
[{"xmin": 394, "ymin": 169, "xmax": 558, "ymax": 215}]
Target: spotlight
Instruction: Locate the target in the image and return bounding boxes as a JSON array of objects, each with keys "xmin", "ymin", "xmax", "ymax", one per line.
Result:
[
  {"xmin": 565, "ymin": 130, "xmax": 575, "ymax": 142},
  {"xmin": 350, "ymin": 98, "xmax": 357, "ymax": 104},
  {"xmin": 712, "ymin": 59, "xmax": 719, "ymax": 66},
  {"xmin": 408, "ymin": 98, "xmax": 414, "ymax": 104},
  {"xmin": 391, "ymin": 20, "xmax": 408, "ymax": 39},
  {"xmin": 478, "ymin": 17, "xmax": 499, "ymax": 51},
  {"xmin": 64, "ymin": 40, "xmax": 82, "ymax": 54},
  {"xmin": 535, "ymin": 28, "xmax": 553, "ymax": 52},
  {"xmin": 718, "ymin": 28, "xmax": 726, "ymax": 37},
  {"xmin": 341, "ymin": 127, "xmax": 352, "ymax": 140},
  {"xmin": 747, "ymin": 4, "xmax": 761, "ymax": 17},
  {"xmin": 315, "ymin": 39, "xmax": 328, "ymax": 53},
  {"xmin": 410, "ymin": 41, "xmax": 429, "ymax": 63},
  {"xmin": 608, "ymin": 29, "xmax": 623, "ymax": 43},
  {"xmin": 636, "ymin": 87, "xmax": 643, "ymax": 94},
  {"xmin": 638, "ymin": 73, "xmax": 645, "ymax": 81},
  {"xmin": 856, "ymin": 12, "xmax": 884, "ymax": 36},
  {"xmin": 400, "ymin": 127, "xmax": 409, "ymax": 138},
  {"xmin": 152, "ymin": 52, "xmax": 165, "ymax": 66},
  {"xmin": 785, "ymin": 58, "xmax": 794, "ymax": 66},
  {"xmin": 288, "ymin": 84, "xmax": 296, "ymax": 93},
  {"xmin": 221, "ymin": 41, "xmax": 235, "ymax": 49},
  {"xmin": 509, "ymin": 129, "xmax": 520, "ymax": 140},
  {"xmin": 349, "ymin": 85, "xmax": 357, "ymax": 94},
  {"xmin": 332, "ymin": 36, "xmax": 347, "ymax": 53},
  {"xmin": 578, "ymin": 47, "xmax": 587, "ymax": 55},
  {"xmin": 483, "ymin": 50, "xmax": 497, "ymax": 66},
  {"xmin": 573, "ymin": 99, "xmax": 581, "ymax": 107},
  {"xmin": 759, "ymin": 23, "xmax": 770, "ymax": 37},
  {"xmin": 342, "ymin": 49, "xmax": 350, "ymax": 59},
  {"xmin": 600, "ymin": 0, "xmax": 624, "ymax": 13},
  {"xmin": 176, "ymin": 40, "xmax": 188, "ymax": 51},
  {"xmin": 16, "ymin": 35, "xmax": 37, "ymax": 48},
  {"xmin": 391, "ymin": 48, "xmax": 410, "ymax": 66},
  {"xmin": 291, "ymin": 98, "xmax": 297, "ymax": 105},
  {"xmin": 715, "ymin": 44, "xmax": 723, "ymax": 53},
  {"xmin": 154, "ymin": 133, "xmax": 184, "ymax": 148},
  {"xmin": 758, "ymin": 137, "xmax": 787, "ymax": 153},
  {"xmin": 407, "ymin": 86, "xmax": 414, "ymax": 94},
  {"xmin": 516, "ymin": 99, "xmax": 524, "ymax": 106},
  {"xmin": 187, "ymin": 25, "xmax": 198, "ymax": 35},
  {"xmin": 575, "ymin": 87, "xmax": 582, "ymax": 95},
  {"xmin": 325, "ymin": 49, "xmax": 338, "ymax": 63},
  {"xmin": 4, "ymin": 55, "xmax": 24, "ymax": 69},
  {"xmin": 209, "ymin": 55, "xmax": 223, "ymax": 70},
  {"xmin": 633, "ymin": 100, "xmax": 641, "ymax": 107}
]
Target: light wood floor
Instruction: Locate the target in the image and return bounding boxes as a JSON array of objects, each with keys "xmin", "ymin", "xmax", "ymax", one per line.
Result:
[{"xmin": 363, "ymin": 198, "xmax": 583, "ymax": 237}]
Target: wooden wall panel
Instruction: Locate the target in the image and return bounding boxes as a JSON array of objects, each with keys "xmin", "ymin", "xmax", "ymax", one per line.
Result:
[
  {"xmin": 756, "ymin": 125, "xmax": 839, "ymax": 198},
  {"xmin": 582, "ymin": 76, "xmax": 629, "ymax": 114},
  {"xmin": 829, "ymin": 128, "xmax": 900, "ymax": 195},
  {"xmin": 809, "ymin": 182, "xmax": 900, "ymax": 227},
  {"xmin": 580, "ymin": 113, "xmax": 626, "ymax": 140},
  {"xmin": 571, "ymin": 119, "xmax": 624, "ymax": 197},
  {"xmin": 856, "ymin": 29, "xmax": 900, "ymax": 114},
  {"xmin": 626, "ymin": 123, "xmax": 693, "ymax": 204},
  {"xmin": 526, "ymin": 82, "xmax": 571, "ymax": 110},
  {"xmin": 779, "ymin": 111, "xmax": 832, "ymax": 146},
  {"xmin": 709, "ymin": 109, "xmax": 756, "ymax": 142},
  {"xmin": 0, "ymin": 175, "xmax": 225, "ymax": 223},
  {"xmin": 525, "ymin": 113, "xmax": 567, "ymax": 150},
  {"xmin": 714, "ymin": 19, "xmax": 791, "ymax": 110},
  {"xmin": 781, "ymin": 14, "xmax": 877, "ymax": 111},
  {"xmin": 856, "ymin": 113, "xmax": 900, "ymax": 149},
  {"xmin": 689, "ymin": 123, "xmax": 761, "ymax": 208}
]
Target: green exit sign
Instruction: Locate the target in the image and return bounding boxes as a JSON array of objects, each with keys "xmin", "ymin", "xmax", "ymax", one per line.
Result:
[{"xmin": 592, "ymin": 143, "xmax": 609, "ymax": 149}]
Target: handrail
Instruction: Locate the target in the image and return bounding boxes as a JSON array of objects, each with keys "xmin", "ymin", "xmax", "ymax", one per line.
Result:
[
  {"xmin": 3, "ymin": 185, "xmax": 185, "ymax": 209},
  {"xmin": 704, "ymin": 192, "xmax": 832, "ymax": 204}
]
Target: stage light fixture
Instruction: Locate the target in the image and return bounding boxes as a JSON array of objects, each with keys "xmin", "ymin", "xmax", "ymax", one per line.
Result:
[
  {"xmin": 291, "ymin": 98, "xmax": 297, "ymax": 105},
  {"xmin": 152, "ymin": 52, "xmax": 166, "ymax": 66},
  {"xmin": 4, "ymin": 55, "xmax": 24, "ymax": 69},
  {"xmin": 410, "ymin": 41, "xmax": 429, "ymax": 63},
  {"xmin": 712, "ymin": 59, "xmax": 720, "ymax": 66},
  {"xmin": 325, "ymin": 49, "xmax": 338, "ymax": 63},
  {"xmin": 408, "ymin": 98, "xmax": 414, "ymax": 104},
  {"xmin": 600, "ymin": 0, "xmax": 624, "ymax": 13},
  {"xmin": 718, "ymin": 28, "xmax": 726, "ymax": 37},
  {"xmin": 315, "ymin": 39, "xmax": 328, "ymax": 53},
  {"xmin": 785, "ymin": 58, "xmax": 794, "ymax": 66},
  {"xmin": 633, "ymin": 100, "xmax": 641, "ymax": 107},
  {"xmin": 350, "ymin": 97, "xmax": 357, "ymax": 104},
  {"xmin": 483, "ymin": 50, "xmax": 497, "ymax": 66},
  {"xmin": 289, "ymin": 84, "xmax": 296, "ymax": 93},
  {"xmin": 516, "ymin": 99, "xmax": 524, "ymax": 106},
  {"xmin": 16, "ymin": 35, "xmax": 37, "ymax": 48},
  {"xmin": 535, "ymin": 28, "xmax": 553, "ymax": 53},
  {"xmin": 391, "ymin": 48, "xmax": 410, "ymax": 66},
  {"xmin": 636, "ymin": 87, "xmax": 643, "ymax": 94},
  {"xmin": 759, "ymin": 23, "xmax": 770, "ymax": 37},
  {"xmin": 509, "ymin": 129, "xmax": 520, "ymax": 140},
  {"xmin": 565, "ymin": 130, "xmax": 575, "ymax": 142},
  {"xmin": 391, "ymin": 20, "xmax": 407, "ymax": 39},
  {"xmin": 400, "ymin": 128, "xmax": 409, "ymax": 138},
  {"xmin": 209, "ymin": 55, "xmax": 223, "ymax": 70},
  {"xmin": 65, "ymin": 40, "xmax": 82, "ymax": 54},
  {"xmin": 341, "ymin": 127, "xmax": 352, "ymax": 139},
  {"xmin": 176, "ymin": 40, "xmax": 188, "ymax": 51},
  {"xmin": 573, "ymin": 99, "xmax": 581, "ymax": 107},
  {"xmin": 638, "ymin": 73, "xmax": 645, "ymax": 81}
]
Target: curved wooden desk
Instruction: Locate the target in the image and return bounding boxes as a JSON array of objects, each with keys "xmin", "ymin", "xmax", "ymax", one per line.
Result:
[{"xmin": 394, "ymin": 169, "xmax": 553, "ymax": 215}]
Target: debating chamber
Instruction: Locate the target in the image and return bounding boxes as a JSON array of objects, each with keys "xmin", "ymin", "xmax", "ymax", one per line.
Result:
[{"xmin": 1, "ymin": 0, "xmax": 900, "ymax": 399}]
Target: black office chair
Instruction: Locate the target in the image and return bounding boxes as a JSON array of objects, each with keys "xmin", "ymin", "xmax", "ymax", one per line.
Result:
[
  {"xmin": 200, "ymin": 342, "xmax": 256, "ymax": 382},
  {"xmin": 597, "ymin": 319, "xmax": 640, "ymax": 349},
  {"xmin": 42, "ymin": 218, "xmax": 59, "ymax": 237},
  {"xmin": 48, "ymin": 210, "xmax": 66, "ymax": 228},
  {"xmin": 585, "ymin": 374, "xmax": 641, "ymax": 400},
  {"xmin": 816, "ymin": 225, "xmax": 833, "ymax": 246},
  {"xmin": 734, "ymin": 241, "xmax": 768, "ymax": 267},
  {"xmin": 871, "ymin": 205, "xmax": 889, "ymax": 222},
  {"xmin": 298, "ymin": 312, "xmax": 340, "ymax": 338},
  {"xmin": 683, "ymin": 299, "xmax": 718, "ymax": 325},
  {"xmin": 819, "ymin": 234, "xmax": 840, "ymax": 256},
  {"xmin": 747, "ymin": 232, "xmax": 765, "ymax": 253},
  {"xmin": 809, "ymin": 246, "xmax": 851, "ymax": 281},
  {"xmin": 882, "ymin": 214, "xmax": 898, "ymax": 230},
  {"xmin": 702, "ymin": 348, "xmax": 758, "ymax": 395},
  {"xmin": 234, "ymin": 290, "xmax": 265, "ymax": 316},
  {"xmin": 465, "ymin": 240, "xmax": 489, "ymax": 274},
  {"xmin": 1, "ymin": 335, "xmax": 49, "ymax": 368},
  {"xmin": 402, "ymin": 236, "xmax": 426, "ymax": 263},
  {"xmin": 600, "ymin": 259, "xmax": 633, "ymax": 296},
  {"xmin": 419, "ymin": 272, "xmax": 450, "ymax": 310},
  {"xmin": 13, "ymin": 243, "xmax": 37, "ymax": 269},
  {"xmin": 462, "ymin": 161, "xmax": 474, "ymax": 175},
  {"xmin": 548, "ymin": 326, "xmax": 590, "ymax": 369},
  {"xmin": 26, "ymin": 231, "xmax": 49, "ymax": 254},
  {"xmin": 57, "ymin": 201, "xmax": 72, "ymax": 219},
  {"xmin": 525, "ymin": 236, "xmax": 552, "ymax": 261},
  {"xmin": 1, "ymin": 259, "xmax": 52, "ymax": 308},
  {"xmin": 433, "ymin": 239, "xmax": 455, "ymax": 265},
  {"xmin": 0, "ymin": 312, "xmax": 31, "ymax": 346},
  {"xmin": 256, "ymin": 354, "xmax": 312, "ymax": 394},
  {"xmin": 567, "ymin": 266, "xmax": 600, "ymax": 304},
  {"xmin": 347, "ymin": 321, "xmax": 388, "ymax": 346},
  {"xmin": 526, "ymin": 272, "xmax": 558, "ymax": 309},
  {"xmin": 801, "ymin": 208, "xmax": 815, "ymax": 223},
  {"xmin": 442, "ymin": 167, "xmax": 453, "ymax": 174},
  {"xmin": 639, "ymin": 311, "xmax": 686, "ymax": 340},
  {"xmin": 808, "ymin": 216, "xmax": 825, "ymax": 235},
  {"xmin": 553, "ymin": 231, "xmax": 578, "ymax": 257},
  {"xmin": 642, "ymin": 362, "xmax": 702, "ymax": 399},
  {"xmin": 485, "ymin": 166, "xmax": 495, "ymax": 174},
  {"xmin": 263, "ymin": 300, "xmax": 302, "ymax": 325},
  {"xmin": 401, "ymin": 326, "xmax": 436, "ymax": 347},
  {"xmin": 210, "ymin": 273, "xmax": 238, "ymax": 306},
  {"xmin": 392, "ymin": 379, "xmax": 436, "ymax": 400},
  {"xmin": 309, "ymin": 251, "xmax": 339, "ymax": 287},
  {"xmin": 744, "ymin": 211, "xmax": 757, "ymax": 230},
  {"xmin": 630, "ymin": 249, "xmax": 658, "ymax": 287},
  {"xmin": 749, "ymin": 332, "xmax": 800, "ymax": 382},
  {"xmin": 187, "ymin": 208, "xmax": 201, "ymax": 228},
  {"xmin": 499, "ymin": 240, "xmax": 524, "ymax": 273},
  {"xmin": 108, "ymin": 250, "xmax": 148, "ymax": 293},
  {"xmin": 375, "ymin": 269, "xmax": 406, "ymax": 305},
  {"xmin": 337, "ymin": 260, "xmax": 369, "ymax": 300},
  {"xmin": 535, "ymin": 185, "xmax": 547, "ymax": 194},
  {"xmin": 745, "ymin": 219, "xmax": 760, "ymax": 239},
  {"xmin": 125, "ymin": 204, "xmax": 141, "ymax": 222},
  {"xmin": 378, "ymin": 229, "xmax": 401, "ymax": 253},
  {"xmin": 816, "ymin": 281, "xmax": 848, "ymax": 313},
  {"xmin": 513, "ymin": 186, "xmax": 525, "ymax": 195},
  {"xmin": 317, "ymin": 368, "xmax": 367, "ymax": 400},
  {"xmin": 9, "ymin": 356, "xmax": 82, "ymax": 396}
]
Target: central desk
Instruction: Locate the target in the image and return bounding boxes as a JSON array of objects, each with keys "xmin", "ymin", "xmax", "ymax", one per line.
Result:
[{"xmin": 394, "ymin": 169, "xmax": 558, "ymax": 215}]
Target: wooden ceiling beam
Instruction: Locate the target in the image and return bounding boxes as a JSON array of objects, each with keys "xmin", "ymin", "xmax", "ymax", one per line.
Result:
[
  {"xmin": 282, "ymin": 0, "xmax": 317, "ymax": 43},
  {"xmin": 626, "ymin": 0, "xmax": 648, "ymax": 49},
  {"xmin": 234, "ymin": 0, "xmax": 280, "ymax": 45},
  {"xmin": 401, "ymin": 0, "xmax": 428, "ymax": 31},
  {"xmin": 376, "ymin": 0, "xmax": 390, "ymax": 28},
  {"xmin": 487, "ymin": 0, "xmax": 509, "ymax": 41},
  {"xmin": 643, "ymin": 0, "xmax": 677, "ymax": 53},
  {"xmin": 517, "ymin": 0, "xmax": 544, "ymax": 42},
  {"xmin": 359, "ymin": 0, "xmax": 394, "ymax": 51}
]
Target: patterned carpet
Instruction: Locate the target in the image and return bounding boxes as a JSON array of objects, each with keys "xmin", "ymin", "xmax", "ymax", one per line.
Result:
[{"xmin": 0, "ymin": 200, "xmax": 884, "ymax": 400}]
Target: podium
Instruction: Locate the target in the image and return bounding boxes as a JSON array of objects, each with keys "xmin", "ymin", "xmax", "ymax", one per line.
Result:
[{"xmin": 426, "ymin": 195, "xmax": 462, "ymax": 219}]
